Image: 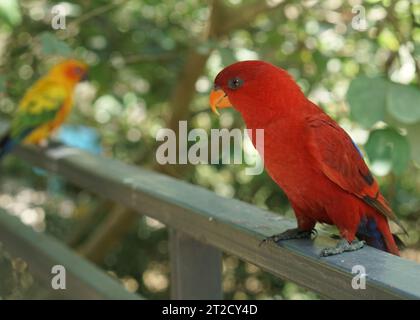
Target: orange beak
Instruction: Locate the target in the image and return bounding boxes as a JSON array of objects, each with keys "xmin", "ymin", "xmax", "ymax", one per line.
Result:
[{"xmin": 209, "ymin": 88, "xmax": 232, "ymax": 116}]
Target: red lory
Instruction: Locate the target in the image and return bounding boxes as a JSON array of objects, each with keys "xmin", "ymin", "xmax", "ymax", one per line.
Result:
[{"xmin": 209, "ymin": 60, "xmax": 405, "ymax": 256}]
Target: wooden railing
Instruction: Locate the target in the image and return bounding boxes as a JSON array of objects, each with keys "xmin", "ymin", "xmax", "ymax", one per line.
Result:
[
  {"xmin": 1, "ymin": 139, "xmax": 420, "ymax": 299},
  {"xmin": 0, "ymin": 208, "xmax": 140, "ymax": 299}
]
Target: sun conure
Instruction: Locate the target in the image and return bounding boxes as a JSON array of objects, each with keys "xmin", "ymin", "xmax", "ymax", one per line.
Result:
[{"xmin": 0, "ymin": 59, "xmax": 88, "ymax": 158}]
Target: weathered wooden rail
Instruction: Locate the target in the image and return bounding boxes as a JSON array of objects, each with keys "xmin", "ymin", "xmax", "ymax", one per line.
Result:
[
  {"xmin": 0, "ymin": 208, "xmax": 141, "ymax": 299},
  {"xmin": 1, "ymin": 140, "xmax": 420, "ymax": 299}
]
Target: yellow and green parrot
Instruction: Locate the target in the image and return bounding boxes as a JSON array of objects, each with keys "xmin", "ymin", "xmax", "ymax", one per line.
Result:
[{"xmin": 0, "ymin": 59, "xmax": 88, "ymax": 158}]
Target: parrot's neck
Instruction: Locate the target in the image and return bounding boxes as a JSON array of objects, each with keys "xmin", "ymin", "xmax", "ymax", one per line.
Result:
[
  {"xmin": 239, "ymin": 97, "xmax": 309, "ymax": 130},
  {"xmin": 241, "ymin": 98, "xmax": 316, "ymax": 174}
]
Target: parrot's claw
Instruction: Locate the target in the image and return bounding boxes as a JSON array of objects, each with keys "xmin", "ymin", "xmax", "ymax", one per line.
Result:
[
  {"xmin": 259, "ymin": 228, "xmax": 316, "ymax": 247},
  {"xmin": 320, "ymin": 239, "xmax": 365, "ymax": 257}
]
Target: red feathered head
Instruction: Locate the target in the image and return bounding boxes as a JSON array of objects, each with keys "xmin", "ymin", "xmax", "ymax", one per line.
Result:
[{"xmin": 210, "ymin": 60, "xmax": 306, "ymax": 125}]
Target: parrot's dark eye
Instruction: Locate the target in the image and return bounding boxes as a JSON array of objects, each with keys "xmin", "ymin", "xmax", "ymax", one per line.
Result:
[
  {"xmin": 74, "ymin": 67, "xmax": 83, "ymax": 75},
  {"xmin": 228, "ymin": 77, "xmax": 244, "ymax": 90},
  {"xmin": 72, "ymin": 66, "xmax": 88, "ymax": 81}
]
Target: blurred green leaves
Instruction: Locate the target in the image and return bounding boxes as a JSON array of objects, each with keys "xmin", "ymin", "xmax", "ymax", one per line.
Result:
[
  {"xmin": 348, "ymin": 76, "xmax": 420, "ymax": 127},
  {"xmin": 378, "ymin": 28, "xmax": 400, "ymax": 51},
  {"xmin": 347, "ymin": 76, "xmax": 387, "ymax": 128},
  {"xmin": 0, "ymin": 75, "xmax": 6, "ymax": 93},
  {"xmin": 0, "ymin": 0, "xmax": 21, "ymax": 28},
  {"xmin": 387, "ymin": 83, "xmax": 420, "ymax": 125},
  {"xmin": 347, "ymin": 76, "xmax": 420, "ymax": 174},
  {"xmin": 39, "ymin": 32, "xmax": 72, "ymax": 56},
  {"xmin": 407, "ymin": 124, "xmax": 420, "ymax": 164},
  {"xmin": 365, "ymin": 128, "xmax": 410, "ymax": 176}
]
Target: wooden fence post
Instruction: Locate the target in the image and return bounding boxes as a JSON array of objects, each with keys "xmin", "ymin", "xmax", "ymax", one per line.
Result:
[{"xmin": 169, "ymin": 229, "xmax": 222, "ymax": 299}]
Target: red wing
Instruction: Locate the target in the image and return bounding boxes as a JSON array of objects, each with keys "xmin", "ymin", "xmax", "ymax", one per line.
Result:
[
  {"xmin": 307, "ymin": 113, "xmax": 376, "ymax": 198},
  {"xmin": 306, "ymin": 112, "xmax": 405, "ymax": 231}
]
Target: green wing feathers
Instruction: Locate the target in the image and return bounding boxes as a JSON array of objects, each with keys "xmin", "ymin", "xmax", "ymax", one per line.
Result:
[{"xmin": 10, "ymin": 80, "xmax": 67, "ymax": 139}]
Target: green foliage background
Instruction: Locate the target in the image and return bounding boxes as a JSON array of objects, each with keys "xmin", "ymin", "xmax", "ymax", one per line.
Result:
[{"xmin": 0, "ymin": 0, "xmax": 419, "ymax": 299}]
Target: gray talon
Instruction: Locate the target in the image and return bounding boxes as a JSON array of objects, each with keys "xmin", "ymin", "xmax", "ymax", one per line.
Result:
[
  {"xmin": 320, "ymin": 239, "xmax": 365, "ymax": 257},
  {"xmin": 259, "ymin": 228, "xmax": 316, "ymax": 247}
]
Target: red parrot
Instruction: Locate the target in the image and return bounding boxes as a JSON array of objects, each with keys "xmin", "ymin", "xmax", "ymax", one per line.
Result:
[{"xmin": 210, "ymin": 60, "xmax": 405, "ymax": 256}]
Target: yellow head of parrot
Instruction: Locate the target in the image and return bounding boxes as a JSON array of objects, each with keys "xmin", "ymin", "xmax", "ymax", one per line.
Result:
[{"xmin": 209, "ymin": 87, "xmax": 232, "ymax": 116}]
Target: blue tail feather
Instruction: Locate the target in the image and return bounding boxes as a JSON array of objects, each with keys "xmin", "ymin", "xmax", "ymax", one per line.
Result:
[
  {"xmin": 0, "ymin": 133, "xmax": 15, "ymax": 159},
  {"xmin": 356, "ymin": 217, "xmax": 387, "ymax": 251},
  {"xmin": 0, "ymin": 128, "xmax": 34, "ymax": 159}
]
